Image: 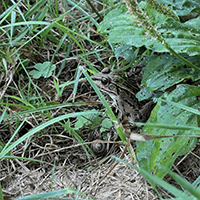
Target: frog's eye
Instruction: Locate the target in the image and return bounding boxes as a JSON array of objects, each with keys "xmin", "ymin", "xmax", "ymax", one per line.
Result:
[{"xmin": 101, "ymin": 77, "xmax": 110, "ymax": 85}]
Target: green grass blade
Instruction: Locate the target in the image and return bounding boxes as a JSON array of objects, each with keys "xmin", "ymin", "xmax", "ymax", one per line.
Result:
[
  {"xmin": 80, "ymin": 66, "xmax": 126, "ymax": 142},
  {"xmin": 135, "ymin": 122, "xmax": 200, "ymax": 132},
  {"xmin": 71, "ymin": 65, "xmax": 82, "ymax": 102},
  {"xmin": 0, "ymin": 110, "xmax": 98, "ymax": 159},
  {"xmin": 1, "ymin": 101, "xmax": 90, "ymax": 120},
  {"xmin": 1, "ymin": 119, "xmax": 26, "ymax": 156},
  {"xmin": 11, "ymin": 0, "xmax": 30, "ymax": 29},
  {"xmin": 24, "ymin": 0, "xmax": 48, "ymax": 19},
  {"xmin": 54, "ymin": 22, "xmax": 104, "ymax": 47},
  {"xmin": 112, "ymin": 156, "xmax": 190, "ymax": 198},
  {"xmin": 7, "ymin": 23, "xmax": 50, "ymax": 55},
  {"xmin": 50, "ymin": 33, "xmax": 67, "ymax": 65},
  {"xmin": 0, "ymin": 106, "xmax": 7, "ymax": 123},
  {"xmin": 56, "ymin": 39, "xmax": 73, "ymax": 77},
  {"xmin": 32, "ymin": 0, "xmax": 53, "ymax": 31},
  {"xmin": 61, "ymin": 120, "xmax": 92, "ymax": 157},
  {"xmin": 193, "ymin": 176, "xmax": 200, "ymax": 188},
  {"xmin": 8, "ymin": 95, "xmax": 35, "ymax": 108},
  {"xmin": 168, "ymin": 170, "xmax": 200, "ymax": 199},
  {"xmin": 53, "ymin": 22, "xmax": 85, "ymax": 56},
  {"xmin": 3, "ymin": 156, "xmax": 53, "ymax": 166},
  {"xmin": 1, "ymin": 21, "xmax": 50, "ymax": 29},
  {"xmin": 0, "ymin": 0, "xmax": 22, "ymax": 25},
  {"xmin": 53, "ymin": 78, "xmax": 61, "ymax": 97},
  {"xmin": 10, "ymin": 10, "xmax": 16, "ymax": 43},
  {"xmin": 59, "ymin": 78, "xmax": 86, "ymax": 89},
  {"xmin": 15, "ymin": 188, "xmax": 94, "ymax": 200},
  {"xmin": 85, "ymin": 0, "xmax": 103, "ymax": 20},
  {"xmin": 67, "ymin": 0, "xmax": 98, "ymax": 27},
  {"xmin": 160, "ymin": 98, "xmax": 200, "ymax": 116},
  {"xmin": 0, "ymin": 182, "xmax": 3, "ymax": 200}
]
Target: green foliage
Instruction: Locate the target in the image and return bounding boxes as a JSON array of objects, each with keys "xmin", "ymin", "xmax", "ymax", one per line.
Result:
[
  {"xmin": 28, "ymin": 61, "xmax": 56, "ymax": 79},
  {"xmin": 141, "ymin": 54, "xmax": 200, "ymax": 92},
  {"xmin": 0, "ymin": 182, "xmax": 3, "ymax": 200},
  {"xmin": 74, "ymin": 112, "xmax": 113, "ymax": 134},
  {"xmin": 0, "ymin": 110, "xmax": 98, "ymax": 160},
  {"xmin": 136, "ymin": 84, "xmax": 200, "ymax": 179},
  {"xmin": 115, "ymin": 44, "xmax": 136, "ymax": 62},
  {"xmin": 81, "ymin": 66, "xmax": 127, "ymax": 142},
  {"xmin": 74, "ymin": 109, "xmax": 101, "ymax": 130},
  {"xmin": 1, "ymin": 0, "xmax": 200, "ymax": 197},
  {"xmin": 100, "ymin": 118, "xmax": 113, "ymax": 133},
  {"xmin": 157, "ymin": 0, "xmax": 200, "ymax": 16},
  {"xmin": 98, "ymin": 0, "xmax": 200, "ymax": 181},
  {"xmin": 15, "ymin": 187, "xmax": 94, "ymax": 200},
  {"xmin": 98, "ymin": 5, "xmax": 200, "ymax": 56}
]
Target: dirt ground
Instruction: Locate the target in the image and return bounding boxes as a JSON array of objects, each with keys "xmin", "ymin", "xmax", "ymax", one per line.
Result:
[
  {"xmin": 1, "ymin": 150, "xmax": 158, "ymax": 199},
  {"xmin": 1, "ymin": 1, "xmax": 200, "ymax": 199},
  {"xmin": 1, "ymin": 118, "xmax": 200, "ymax": 200}
]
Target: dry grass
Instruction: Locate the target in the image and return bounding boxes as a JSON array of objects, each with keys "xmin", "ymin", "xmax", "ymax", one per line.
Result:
[{"xmin": 0, "ymin": 1, "xmax": 200, "ymax": 199}]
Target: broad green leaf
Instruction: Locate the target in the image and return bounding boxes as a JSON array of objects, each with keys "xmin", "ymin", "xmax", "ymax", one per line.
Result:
[
  {"xmin": 136, "ymin": 84, "xmax": 200, "ymax": 179},
  {"xmin": 115, "ymin": 44, "xmax": 136, "ymax": 62},
  {"xmin": 136, "ymin": 86, "xmax": 154, "ymax": 101},
  {"xmin": 100, "ymin": 118, "xmax": 113, "ymax": 133},
  {"xmin": 98, "ymin": 7, "xmax": 200, "ymax": 56},
  {"xmin": 141, "ymin": 54, "xmax": 200, "ymax": 92},
  {"xmin": 140, "ymin": 1, "xmax": 176, "ymax": 22},
  {"xmin": 74, "ymin": 110, "xmax": 101, "ymax": 130},
  {"xmin": 157, "ymin": 0, "xmax": 200, "ymax": 16},
  {"xmin": 29, "ymin": 61, "xmax": 56, "ymax": 78}
]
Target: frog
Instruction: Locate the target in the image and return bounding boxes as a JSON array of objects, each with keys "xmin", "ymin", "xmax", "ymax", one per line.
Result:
[{"xmin": 91, "ymin": 66, "xmax": 155, "ymax": 127}]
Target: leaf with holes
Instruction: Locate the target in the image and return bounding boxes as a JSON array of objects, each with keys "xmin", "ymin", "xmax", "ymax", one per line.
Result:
[
  {"xmin": 157, "ymin": 0, "xmax": 200, "ymax": 16},
  {"xmin": 136, "ymin": 84, "xmax": 200, "ymax": 180},
  {"xmin": 141, "ymin": 54, "xmax": 200, "ymax": 92}
]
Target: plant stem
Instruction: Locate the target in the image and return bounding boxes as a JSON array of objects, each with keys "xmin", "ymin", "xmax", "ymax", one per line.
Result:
[
  {"xmin": 85, "ymin": 0, "xmax": 103, "ymax": 20},
  {"xmin": 123, "ymin": 0, "xmax": 200, "ymax": 72}
]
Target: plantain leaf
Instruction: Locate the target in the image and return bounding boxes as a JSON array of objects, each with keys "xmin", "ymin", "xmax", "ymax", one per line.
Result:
[
  {"xmin": 157, "ymin": 0, "xmax": 200, "ymax": 16},
  {"xmin": 141, "ymin": 54, "xmax": 200, "ymax": 92},
  {"xmin": 115, "ymin": 44, "xmax": 136, "ymax": 62},
  {"xmin": 136, "ymin": 84, "xmax": 200, "ymax": 180},
  {"xmin": 98, "ymin": 6, "xmax": 200, "ymax": 56}
]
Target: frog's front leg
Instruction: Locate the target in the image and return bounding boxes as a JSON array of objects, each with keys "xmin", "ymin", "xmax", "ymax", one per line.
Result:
[{"xmin": 139, "ymin": 101, "xmax": 155, "ymax": 122}]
